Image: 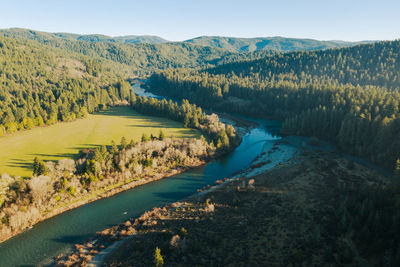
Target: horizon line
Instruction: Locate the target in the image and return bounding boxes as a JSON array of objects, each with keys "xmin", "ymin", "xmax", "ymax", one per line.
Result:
[{"xmin": 1, "ymin": 27, "xmax": 389, "ymax": 43}]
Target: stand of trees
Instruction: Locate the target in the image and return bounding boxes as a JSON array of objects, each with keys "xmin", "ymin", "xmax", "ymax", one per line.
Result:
[
  {"xmin": 148, "ymin": 40, "xmax": 400, "ymax": 171},
  {"xmin": 0, "ymin": 35, "xmax": 133, "ymax": 137},
  {"xmin": 330, "ymin": 178, "xmax": 400, "ymax": 265},
  {"xmin": 130, "ymin": 94, "xmax": 237, "ymax": 151}
]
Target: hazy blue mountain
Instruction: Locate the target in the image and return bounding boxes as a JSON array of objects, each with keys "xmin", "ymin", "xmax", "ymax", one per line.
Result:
[
  {"xmin": 183, "ymin": 36, "xmax": 372, "ymax": 52},
  {"xmin": 0, "ymin": 28, "xmax": 373, "ymax": 53},
  {"xmin": 0, "ymin": 28, "xmax": 376, "ymax": 77},
  {"xmin": 0, "ymin": 28, "xmax": 233, "ymax": 76},
  {"xmin": 113, "ymin": 35, "xmax": 168, "ymax": 44},
  {"xmin": 0, "ymin": 28, "xmax": 169, "ymax": 44}
]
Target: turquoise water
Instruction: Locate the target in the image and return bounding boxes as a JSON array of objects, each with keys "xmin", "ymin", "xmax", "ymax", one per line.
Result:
[{"xmin": 0, "ymin": 125, "xmax": 280, "ymax": 266}]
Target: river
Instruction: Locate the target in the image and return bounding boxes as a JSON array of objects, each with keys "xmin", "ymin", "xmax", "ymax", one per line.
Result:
[{"xmin": 0, "ymin": 84, "xmax": 283, "ymax": 266}]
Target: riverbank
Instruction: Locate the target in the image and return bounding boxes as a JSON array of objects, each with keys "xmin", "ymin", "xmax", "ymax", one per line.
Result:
[
  {"xmin": 0, "ymin": 132, "xmax": 243, "ymax": 245},
  {"xmin": 2, "ymin": 112, "xmax": 271, "ymax": 267},
  {"xmin": 56, "ymin": 138, "xmax": 387, "ymax": 266},
  {"xmin": 0, "ymin": 161, "xmax": 204, "ymax": 244},
  {"xmin": 50, "ymin": 134, "xmax": 299, "ymax": 265},
  {"xmin": 0, "ymin": 92, "xmax": 245, "ymax": 246}
]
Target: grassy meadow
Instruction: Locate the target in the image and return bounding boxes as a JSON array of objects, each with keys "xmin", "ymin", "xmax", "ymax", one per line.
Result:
[{"xmin": 0, "ymin": 106, "xmax": 199, "ymax": 177}]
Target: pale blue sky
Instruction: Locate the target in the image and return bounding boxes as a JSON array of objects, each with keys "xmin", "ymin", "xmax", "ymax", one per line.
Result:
[{"xmin": 0, "ymin": 0, "xmax": 398, "ymax": 41}]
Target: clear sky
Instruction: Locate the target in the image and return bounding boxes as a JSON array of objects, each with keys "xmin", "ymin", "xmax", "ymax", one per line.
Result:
[{"xmin": 0, "ymin": 0, "xmax": 399, "ymax": 41}]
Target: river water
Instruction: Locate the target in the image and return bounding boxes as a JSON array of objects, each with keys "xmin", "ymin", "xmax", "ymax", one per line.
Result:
[{"xmin": 0, "ymin": 84, "xmax": 282, "ymax": 266}]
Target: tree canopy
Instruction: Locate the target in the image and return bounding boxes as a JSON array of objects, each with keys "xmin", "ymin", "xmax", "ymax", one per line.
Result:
[{"xmin": 148, "ymin": 40, "xmax": 400, "ymax": 170}]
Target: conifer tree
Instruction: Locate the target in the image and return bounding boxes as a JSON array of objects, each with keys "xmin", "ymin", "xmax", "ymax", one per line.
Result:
[
  {"xmin": 159, "ymin": 130, "xmax": 165, "ymax": 140},
  {"xmin": 120, "ymin": 136, "xmax": 127, "ymax": 149},
  {"xmin": 141, "ymin": 133, "xmax": 149, "ymax": 142}
]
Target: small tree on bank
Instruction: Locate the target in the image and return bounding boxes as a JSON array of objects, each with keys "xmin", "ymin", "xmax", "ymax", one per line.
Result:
[
  {"xmin": 159, "ymin": 130, "xmax": 165, "ymax": 140},
  {"xmin": 120, "ymin": 136, "xmax": 127, "ymax": 149},
  {"xmin": 142, "ymin": 133, "xmax": 149, "ymax": 142},
  {"xmin": 33, "ymin": 157, "xmax": 48, "ymax": 176},
  {"xmin": 395, "ymin": 159, "xmax": 400, "ymax": 178},
  {"xmin": 153, "ymin": 247, "xmax": 164, "ymax": 267}
]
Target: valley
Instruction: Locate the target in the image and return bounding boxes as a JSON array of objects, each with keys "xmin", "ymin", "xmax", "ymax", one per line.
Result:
[{"xmin": 0, "ymin": 4, "xmax": 399, "ymax": 266}]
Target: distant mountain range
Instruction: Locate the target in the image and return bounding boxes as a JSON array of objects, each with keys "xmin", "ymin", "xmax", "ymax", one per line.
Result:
[
  {"xmin": 54, "ymin": 32, "xmax": 169, "ymax": 44},
  {"xmin": 183, "ymin": 36, "xmax": 373, "ymax": 52},
  {"xmin": 0, "ymin": 28, "xmax": 169, "ymax": 44},
  {"xmin": 0, "ymin": 28, "xmax": 373, "ymax": 53}
]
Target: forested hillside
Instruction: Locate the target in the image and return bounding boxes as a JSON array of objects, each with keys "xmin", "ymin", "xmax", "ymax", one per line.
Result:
[
  {"xmin": 56, "ymin": 33, "xmax": 169, "ymax": 44},
  {"xmin": 209, "ymin": 40, "xmax": 400, "ymax": 90},
  {"xmin": 148, "ymin": 40, "xmax": 400, "ymax": 170},
  {"xmin": 0, "ymin": 29, "xmax": 372, "ymax": 77},
  {"xmin": 0, "ymin": 29, "xmax": 233, "ymax": 76},
  {"xmin": 0, "ymin": 35, "xmax": 131, "ymax": 137},
  {"xmin": 0, "ymin": 28, "xmax": 169, "ymax": 44},
  {"xmin": 183, "ymin": 36, "xmax": 369, "ymax": 52}
]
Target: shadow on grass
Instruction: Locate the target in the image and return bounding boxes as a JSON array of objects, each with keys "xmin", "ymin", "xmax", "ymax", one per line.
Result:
[
  {"xmin": 31, "ymin": 153, "xmax": 79, "ymax": 159},
  {"xmin": 127, "ymin": 124, "xmax": 179, "ymax": 129},
  {"xmin": 97, "ymin": 107, "xmax": 186, "ymax": 126},
  {"xmin": 6, "ymin": 158, "xmax": 32, "ymax": 170},
  {"xmin": 30, "ymin": 144, "xmax": 103, "ymax": 160},
  {"xmin": 97, "ymin": 107, "xmax": 198, "ymax": 137},
  {"xmin": 96, "ymin": 107, "xmax": 142, "ymax": 119}
]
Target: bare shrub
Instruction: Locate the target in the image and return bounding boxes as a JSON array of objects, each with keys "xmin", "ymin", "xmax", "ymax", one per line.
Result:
[
  {"xmin": 28, "ymin": 175, "xmax": 52, "ymax": 206},
  {"xmin": 8, "ymin": 207, "xmax": 40, "ymax": 231},
  {"xmin": 170, "ymin": 234, "xmax": 181, "ymax": 248},
  {"xmin": 188, "ymin": 139, "xmax": 207, "ymax": 157},
  {"xmin": 0, "ymin": 174, "xmax": 13, "ymax": 207},
  {"xmin": 57, "ymin": 159, "xmax": 76, "ymax": 173}
]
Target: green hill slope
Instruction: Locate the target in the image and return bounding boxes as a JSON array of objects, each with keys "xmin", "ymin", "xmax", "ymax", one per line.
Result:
[
  {"xmin": 183, "ymin": 36, "xmax": 371, "ymax": 52},
  {"xmin": 1, "ymin": 28, "xmax": 169, "ymax": 44},
  {"xmin": 0, "ymin": 34, "xmax": 131, "ymax": 138},
  {"xmin": 0, "ymin": 28, "xmax": 232, "ymax": 76},
  {"xmin": 0, "ymin": 28, "xmax": 373, "ymax": 77}
]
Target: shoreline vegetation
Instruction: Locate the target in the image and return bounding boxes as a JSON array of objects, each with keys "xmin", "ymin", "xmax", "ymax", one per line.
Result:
[
  {"xmin": 0, "ymin": 95, "xmax": 241, "ymax": 244},
  {"xmin": 56, "ymin": 136, "xmax": 395, "ymax": 267}
]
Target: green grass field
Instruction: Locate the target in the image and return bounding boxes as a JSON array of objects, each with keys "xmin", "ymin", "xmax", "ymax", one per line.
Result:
[{"xmin": 0, "ymin": 106, "xmax": 199, "ymax": 177}]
